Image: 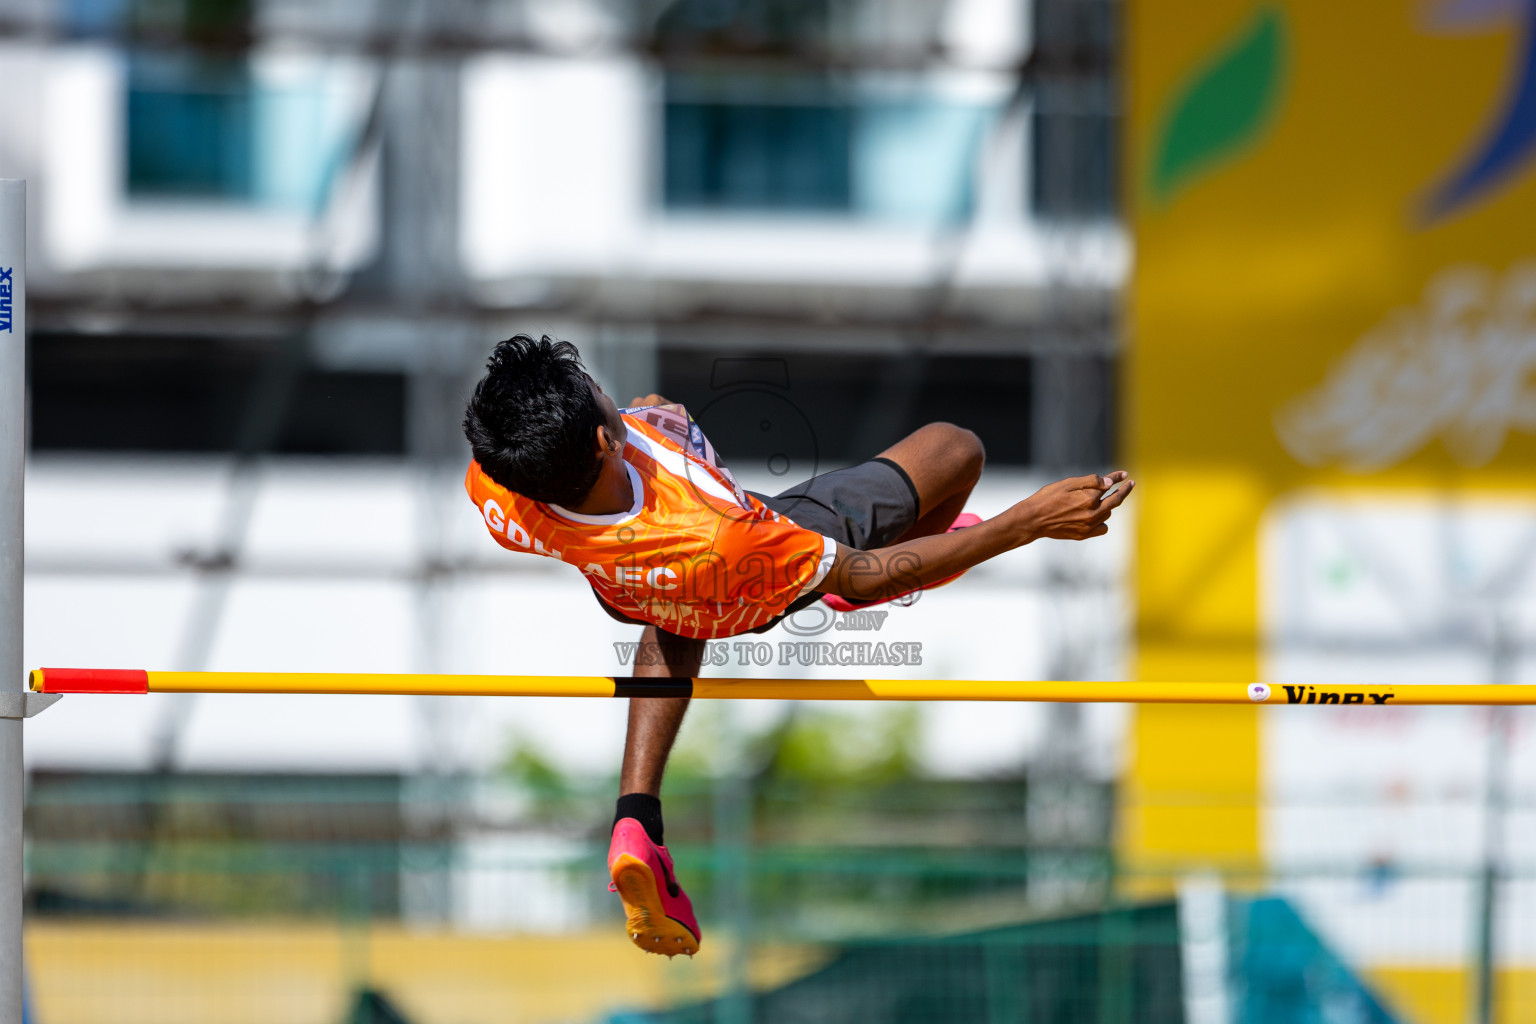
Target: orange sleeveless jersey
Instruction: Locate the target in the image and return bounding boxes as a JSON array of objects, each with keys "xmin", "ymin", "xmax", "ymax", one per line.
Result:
[{"xmin": 464, "ymin": 412, "xmax": 837, "ymax": 639}]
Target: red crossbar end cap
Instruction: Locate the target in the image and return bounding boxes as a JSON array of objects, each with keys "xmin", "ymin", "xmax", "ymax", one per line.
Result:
[{"xmin": 33, "ymin": 668, "xmax": 149, "ymax": 694}]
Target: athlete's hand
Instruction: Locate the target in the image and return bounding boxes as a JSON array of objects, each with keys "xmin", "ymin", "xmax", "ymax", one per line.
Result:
[
  {"xmin": 1011, "ymin": 471, "xmax": 1134, "ymax": 542},
  {"xmin": 628, "ymin": 393, "xmax": 673, "ymax": 407}
]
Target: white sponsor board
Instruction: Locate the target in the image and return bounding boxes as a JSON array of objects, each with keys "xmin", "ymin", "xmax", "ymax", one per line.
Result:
[{"xmin": 1262, "ymin": 495, "xmax": 1536, "ymax": 965}]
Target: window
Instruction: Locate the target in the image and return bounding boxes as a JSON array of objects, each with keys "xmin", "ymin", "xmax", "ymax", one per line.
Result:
[
  {"xmin": 1030, "ymin": 0, "xmax": 1120, "ymax": 219},
  {"xmin": 125, "ymin": 53, "xmax": 352, "ymax": 211},
  {"xmin": 126, "ymin": 56, "xmax": 257, "ymax": 201},
  {"xmin": 29, "ymin": 334, "xmax": 407, "ymax": 455},
  {"xmin": 664, "ymin": 76, "xmax": 996, "ymax": 223},
  {"xmin": 659, "ymin": 349, "xmax": 1040, "ymax": 465},
  {"xmin": 664, "ymin": 83, "xmax": 853, "ymax": 212},
  {"xmin": 1031, "ymin": 79, "xmax": 1118, "ymax": 219}
]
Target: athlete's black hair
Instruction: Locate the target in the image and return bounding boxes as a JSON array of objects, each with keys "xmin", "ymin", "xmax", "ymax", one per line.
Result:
[{"xmin": 463, "ymin": 334, "xmax": 606, "ymax": 506}]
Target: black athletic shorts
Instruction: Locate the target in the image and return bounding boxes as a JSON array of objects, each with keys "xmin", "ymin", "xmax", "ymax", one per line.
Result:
[{"xmin": 590, "ymin": 456, "xmax": 921, "ymax": 635}]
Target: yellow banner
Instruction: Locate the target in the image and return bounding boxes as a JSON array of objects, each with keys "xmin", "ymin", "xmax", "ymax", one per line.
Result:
[
  {"xmin": 1132, "ymin": 0, "xmax": 1536, "ymax": 490},
  {"xmin": 1125, "ymin": 0, "xmax": 1536, "ymax": 874}
]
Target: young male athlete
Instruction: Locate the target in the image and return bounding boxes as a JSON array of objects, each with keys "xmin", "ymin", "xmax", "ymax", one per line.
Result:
[{"xmin": 462, "ymin": 335, "xmax": 1134, "ymax": 959}]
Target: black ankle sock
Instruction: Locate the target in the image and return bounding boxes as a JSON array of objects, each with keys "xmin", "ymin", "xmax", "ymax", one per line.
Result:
[{"xmin": 615, "ymin": 793, "xmax": 665, "ymax": 846}]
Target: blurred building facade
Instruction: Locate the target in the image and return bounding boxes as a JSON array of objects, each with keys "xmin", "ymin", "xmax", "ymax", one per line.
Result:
[
  {"xmin": 4, "ymin": 0, "xmax": 1122, "ymax": 466},
  {"xmin": 4, "ymin": 2, "xmax": 1536, "ymax": 1023},
  {"xmin": 1, "ymin": 6, "xmax": 1146, "ymax": 1019},
  {"xmin": 2, "ymin": 0, "xmax": 1131, "ymax": 782}
]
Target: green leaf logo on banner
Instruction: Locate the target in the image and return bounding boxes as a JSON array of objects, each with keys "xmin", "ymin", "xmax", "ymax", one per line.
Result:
[{"xmin": 1149, "ymin": 7, "xmax": 1287, "ymax": 205}]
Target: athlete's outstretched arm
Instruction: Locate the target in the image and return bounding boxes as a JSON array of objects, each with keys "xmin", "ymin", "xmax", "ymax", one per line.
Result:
[
  {"xmin": 816, "ymin": 472, "xmax": 1134, "ymax": 603},
  {"xmin": 618, "ymin": 624, "xmax": 704, "ymax": 796}
]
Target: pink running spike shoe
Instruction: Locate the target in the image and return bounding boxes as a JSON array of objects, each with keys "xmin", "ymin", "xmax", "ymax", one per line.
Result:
[
  {"xmin": 608, "ymin": 818, "xmax": 701, "ymax": 957},
  {"xmin": 822, "ymin": 512, "xmax": 983, "ymax": 612}
]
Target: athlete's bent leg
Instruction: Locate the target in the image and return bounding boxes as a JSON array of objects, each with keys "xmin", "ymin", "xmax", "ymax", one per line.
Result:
[
  {"xmin": 819, "ymin": 423, "xmax": 984, "ymax": 611},
  {"xmin": 876, "ymin": 422, "xmax": 985, "ymax": 543},
  {"xmin": 611, "ymin": 625, "xmax": 704, "ymax": 957}
]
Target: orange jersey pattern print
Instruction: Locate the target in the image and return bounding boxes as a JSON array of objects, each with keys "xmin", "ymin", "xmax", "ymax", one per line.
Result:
[{"xmin": 464, "ymin": 410, "xmax": 836, "ymax": 639}]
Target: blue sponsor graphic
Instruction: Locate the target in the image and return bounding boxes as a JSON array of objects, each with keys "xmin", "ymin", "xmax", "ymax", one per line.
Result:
[
  {"xmin": 1424, "ymin": 0, "xmax": 1536, "ymax": 219},
  {"xmin": 0, "ymin": 267, "xmax": 12, "ymax": 333}
]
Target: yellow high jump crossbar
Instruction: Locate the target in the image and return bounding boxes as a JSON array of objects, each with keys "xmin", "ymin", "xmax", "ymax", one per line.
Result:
[{"xmin": 26, "ymin": 669, "xmax": 1536, "ymax": 705}]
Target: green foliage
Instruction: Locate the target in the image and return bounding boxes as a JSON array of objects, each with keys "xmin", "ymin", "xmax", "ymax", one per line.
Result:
[
  {"xmin": 496, "ymin": 732, "xmax": 582, "ymax": 817},
  {"xmin": 491, "ymin": 703, "xmax": 929, "ymax": 839},
  {"xmin": 753, "ymin": 706, "xmax": 923, "ymax": 788},
  {"xmin": 130, "ymin": 0, "xmax": 252, "ymax": 34},
  {"xmin": 495, "ymin": 704, "xmax": 926, "ymax": 802}
]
